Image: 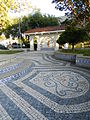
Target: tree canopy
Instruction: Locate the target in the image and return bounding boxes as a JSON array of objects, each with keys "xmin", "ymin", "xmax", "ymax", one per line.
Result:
[
  {"xmin": 21, "ymin": 12, "xmax": 59, "ymax": 32},
  {"xmin": 52, "ymin": 0, "xmax": 90, "ymax": 25},
  {"xmin": 0, "ymin": 0, "xmax": 17, "ymax": 34},
  {"xmin": 0, "ymin": 0, "xmax": 32, "ymax": 35},
  {"xmin": 57, "ymin": 26, "xmax": 90, "ymax": 49},
  {"xmin": 4, "ymin": 12, "xmax": 60, "ymax": 38}
]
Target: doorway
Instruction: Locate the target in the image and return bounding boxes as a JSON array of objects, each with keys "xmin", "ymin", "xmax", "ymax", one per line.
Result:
[{"xmin": 34, "ymin": 37, "xmax": 37, "ymax": 51}]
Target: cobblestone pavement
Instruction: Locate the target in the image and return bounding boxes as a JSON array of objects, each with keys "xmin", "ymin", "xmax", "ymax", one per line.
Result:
[{"xmin": 0, "ymin": 51, "xmax": 90, "ymax": 120}]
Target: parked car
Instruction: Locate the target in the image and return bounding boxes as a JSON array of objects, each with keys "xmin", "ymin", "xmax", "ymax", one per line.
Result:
[
  {"xmin": 0, "ymin": 44, "xmax": 8, "ymax": 50},
  {"xmin": 12, "ymin": 43, "xmax": 21, "ymax": 48}
]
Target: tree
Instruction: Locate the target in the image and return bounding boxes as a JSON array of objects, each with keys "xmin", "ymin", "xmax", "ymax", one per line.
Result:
[
  {"xmin": 0, "ymin": 0, "xmax": 32, "ymax": 35},
  {"xmin": 0, "ymin": 0, "xmax": 17, "ymax": 33},
  {"xmin": 52, "ymin": 0, "xmax": 90, "ymax": 25},
  {"xmin": 57, "ymin": 26, "xmax": 90, "ymax": 49},
  {"xmin": 4, "ymin": 12, "xmax": 60, "ymax": 39},
  {"xmin": 4, "ymin": 23, "xmax": 19, "ymax": 39},
  {"xmin": 21, "ymin": 12, "xmax": 59, "ymax": 33}
]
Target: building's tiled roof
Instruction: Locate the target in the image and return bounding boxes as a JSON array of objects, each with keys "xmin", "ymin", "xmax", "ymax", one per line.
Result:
[{"xmin": 24, "ymin": 25, "xmax": 65, "ymax": 34}]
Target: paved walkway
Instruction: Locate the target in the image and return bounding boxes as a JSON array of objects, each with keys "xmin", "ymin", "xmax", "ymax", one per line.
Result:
[{"xmin": 0, "ymin": 51, "xmax": 90, "ymax": 120}]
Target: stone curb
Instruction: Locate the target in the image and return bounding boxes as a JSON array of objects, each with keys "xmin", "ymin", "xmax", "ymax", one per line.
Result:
[{"xmin": 54, "ymin": 52, "xmax": 90, "ymax": 69}]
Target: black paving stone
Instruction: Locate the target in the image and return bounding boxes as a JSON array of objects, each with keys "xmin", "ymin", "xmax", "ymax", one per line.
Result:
[{"xmin": 0, "ymin": 90, "xmax": 30, "ymax": 120}]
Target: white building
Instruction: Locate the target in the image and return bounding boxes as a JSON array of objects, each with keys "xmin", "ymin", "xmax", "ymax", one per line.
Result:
[{"xmin": 24, "ymin": 25, "xmax": 65, "ymax": 51}]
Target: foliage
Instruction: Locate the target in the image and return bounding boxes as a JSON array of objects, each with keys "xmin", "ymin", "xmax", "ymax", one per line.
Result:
[
  {"xmin": 4, "ymin": 22, "xmax": 19, "ymax": 38},
  {"xmin": 0, "ymin": 50, "xmax": 23, "ymax": 54},
  {"xmin": 57, "ymin": 26, "xmax": 90, "ymax": 49},
  {"xmin": 84, "ymin": 41, "xmax": 90, "ymax": 48},
  {"xmin": 59, "ymin": 49, "xmax": 90, "ymax": 56},
  {"xmin": 20, "ymin": 37, "xmax": 30, "ymax": 48},
  {"xmin": 0, "ymin": 0, "xmax": 32, "ymax": 35},
  {"xmin": 0, "ymin": 0, "xmax": 17, "ymax": 33},
  {"xmin": 85, "ymin": 22, "xmax": 90, "ymax": 37},
  {"xmin": 0, "ymin": 34, "xmax": 6, "ymax": 40},
  {"xmin": 52, "ymin": 0, "xmax": 90, "ymax": 25},
  {"xmin": 4, "ymin": 12, "xmax": 59, "ymax": 38},
  {"xmin": 21, "ymin": 12, "xmax": 59, "ymax": 33}
]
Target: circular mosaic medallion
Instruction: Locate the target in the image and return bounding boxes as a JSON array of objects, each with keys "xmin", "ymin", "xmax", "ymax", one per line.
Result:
[
  {"xmin": 32, "ymin": 71, "xmax": 89, "ymax": 99},
  {"xmin": 52, "ymin": 71, "xmax": 89, "ymax": 98},
  {"xmin": 30, "ymin": 70, "xmax": 90, "ymax": 113}
]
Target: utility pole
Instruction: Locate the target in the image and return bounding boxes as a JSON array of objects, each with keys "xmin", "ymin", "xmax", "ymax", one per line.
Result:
[
  {"xmin": 18, "ymin": 0, "xmax": 22, "ymax": 49},
  {"xmin": 19, "ymin": 17, "xmax": 22, "ymax": 48}
]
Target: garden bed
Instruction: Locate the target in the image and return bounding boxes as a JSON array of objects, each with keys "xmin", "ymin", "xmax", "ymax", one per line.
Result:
[{"xmin": 58, "ymin": 49, "xmax": 90, "ymax": 56}]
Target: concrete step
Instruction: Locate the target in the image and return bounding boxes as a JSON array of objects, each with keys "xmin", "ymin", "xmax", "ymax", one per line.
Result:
[{"xmin": 0, "ymin": 59, "xmax": 32, "ymax": 80}]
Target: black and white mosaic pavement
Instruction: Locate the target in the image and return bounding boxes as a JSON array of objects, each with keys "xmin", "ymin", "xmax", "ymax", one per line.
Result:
[{"xmin": 0, "ymin": 51, "xmax": 90, "ymax": 120}]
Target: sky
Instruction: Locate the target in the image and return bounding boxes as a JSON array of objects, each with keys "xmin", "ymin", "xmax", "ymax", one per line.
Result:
[
  {"xmin": 31, "ymin": 0, "xmax": 65, "ymax": 17},
  {"xmin": 8, "ymin": 0, "xmax": 66, "ymax": 18}
]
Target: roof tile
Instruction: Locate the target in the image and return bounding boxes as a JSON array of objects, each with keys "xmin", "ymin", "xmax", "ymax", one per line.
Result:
[{"xmin": 24, "ymin": 25, "xmax": 65, "ymax": 34}]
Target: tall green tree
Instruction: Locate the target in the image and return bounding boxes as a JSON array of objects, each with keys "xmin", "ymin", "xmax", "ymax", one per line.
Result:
[
  {"xmin": 4, "ymin": 12, "xmax": 60, "ymax": 38},
  {"xmin": 21, "ymin": 12, "xmax": 59, "ymax": 33},
  {"xmin": 0, "ymin": 0, "xmax": 17, "ymax": 34},
  {"xmin": 57, "ymin": 26, "xmax": 90, "ymax": 49},
  {"xmin": 52, "ymin": 0, "xmax": 90, "ymax": 25}
]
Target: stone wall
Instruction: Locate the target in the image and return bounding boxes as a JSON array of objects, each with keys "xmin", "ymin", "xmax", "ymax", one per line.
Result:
[
  {"xmin": 54, "ymin": 52, "xmax": 90, "ymax": 68},
  {"xmin": 76, "ymin": 55, "xmax": 90, "ymax": 68},
  {"xmin": 54, "ymin": 52, "xmax": 76, "ymax": 62}
]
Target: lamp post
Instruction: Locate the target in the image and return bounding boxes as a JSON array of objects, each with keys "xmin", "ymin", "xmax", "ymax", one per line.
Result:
[
  {"xmin": 18, "ymin": 17, "xmax": 22, "ymax": 48},
  {"xmin": 17, "ymin": 0, "xmax": 23, "ymax": 49}
]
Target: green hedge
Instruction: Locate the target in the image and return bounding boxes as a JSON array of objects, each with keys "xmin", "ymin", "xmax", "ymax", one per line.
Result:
[
  {"xmin": 58, "ymin": 49, "xmax": 90, "ymax": 56},
  {"xmin": 0, "ymin": 50, "xmax": 24, "ymax": 54}
]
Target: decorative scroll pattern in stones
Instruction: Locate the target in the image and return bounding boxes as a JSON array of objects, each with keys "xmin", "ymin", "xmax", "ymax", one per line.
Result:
[{"xmin": 31, "ymin": 71, "xmax": 89, "ymax": 98}]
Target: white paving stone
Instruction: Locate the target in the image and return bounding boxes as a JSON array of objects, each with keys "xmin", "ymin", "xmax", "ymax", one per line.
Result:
[
  {"xmin": 0, "ymin": 51, "xmax": 90, "ymax": 119},
  {"xmin": 0, "ymin": 104, "xmax": 12, "ymax": 120},
  {"xmin": 14, "ymin": 80, "xmax": 90, "ymax": 113},
  {"xmin": 0, "ymin": 84, "xmax": 48, "ymax": 120},
  {"xmin": 30, "ymin": 71, "xmax": 89, "ymax": 98}
]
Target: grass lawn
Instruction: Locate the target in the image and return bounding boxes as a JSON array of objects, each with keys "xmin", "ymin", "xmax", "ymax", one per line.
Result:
[
  {"xmin": 58, "ymin": 49, "xmax": 90, "ymax": 56},
  {"xmin": 0, "ymin": 50, "xmax": 24, "ymax": 54}
]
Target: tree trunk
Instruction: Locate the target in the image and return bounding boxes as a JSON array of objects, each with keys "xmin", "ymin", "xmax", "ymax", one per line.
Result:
[{"xmin": 72, "ymin": 44, "xmax": 74, "ymax": 51}]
